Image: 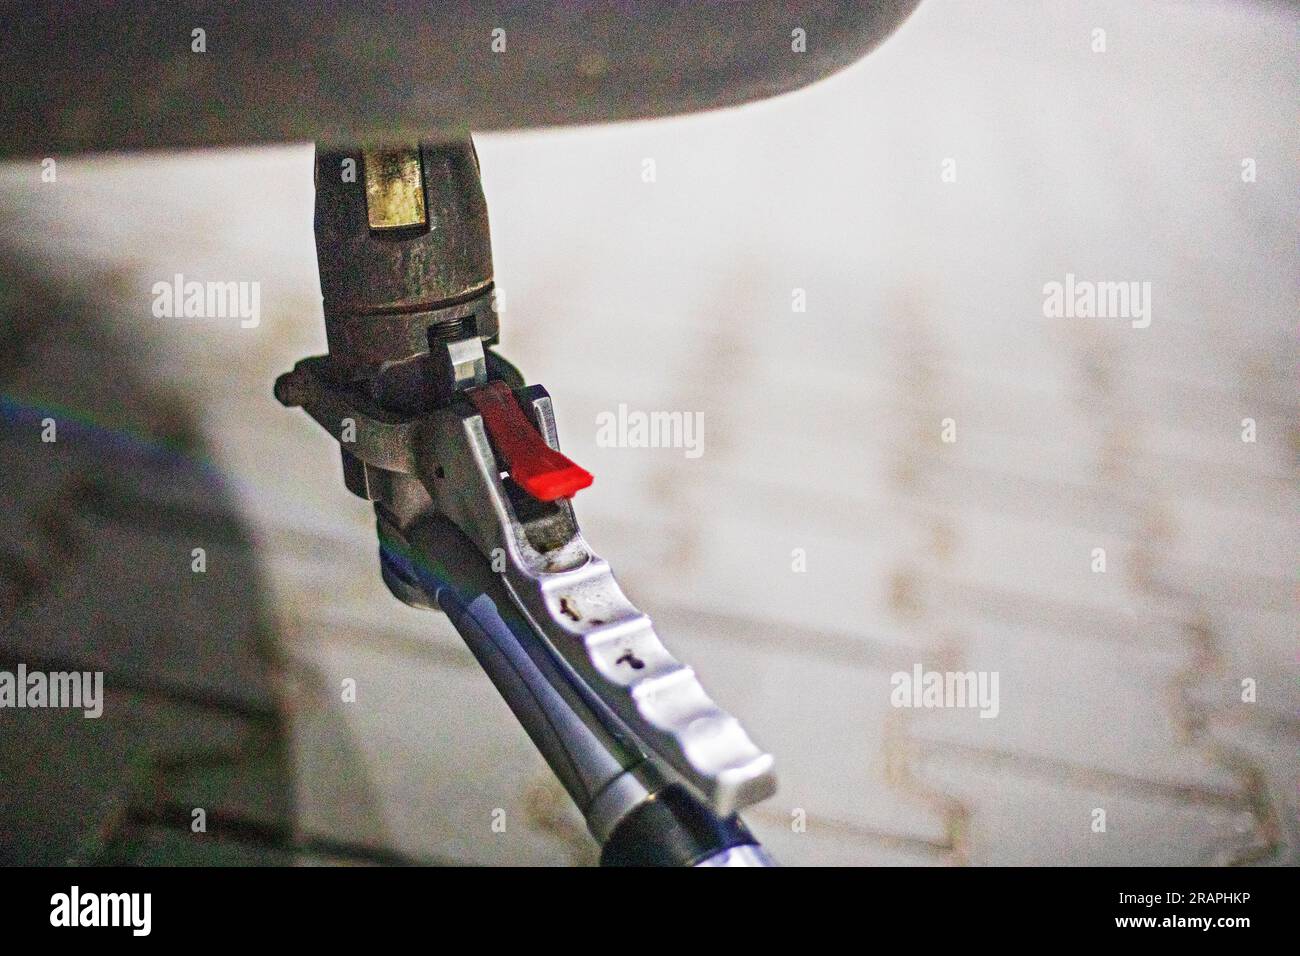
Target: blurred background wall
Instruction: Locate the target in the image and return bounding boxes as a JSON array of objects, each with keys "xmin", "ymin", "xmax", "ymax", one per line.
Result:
[{"xmin": 0, "ymin": 0, "xmax": 1296, "ymax": 864}]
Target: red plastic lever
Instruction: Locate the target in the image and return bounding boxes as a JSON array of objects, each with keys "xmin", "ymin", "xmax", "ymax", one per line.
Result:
[{"xmin": 466, "ymin": 381, "xmax": 593, "ymax": 502}]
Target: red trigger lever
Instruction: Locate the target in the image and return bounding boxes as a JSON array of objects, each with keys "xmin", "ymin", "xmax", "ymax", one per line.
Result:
[{"xmin": 466, "ymin": 381, "xmax": 594, "ymax": 502}]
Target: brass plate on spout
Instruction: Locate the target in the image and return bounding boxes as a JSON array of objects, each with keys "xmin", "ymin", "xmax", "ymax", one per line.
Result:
[{"xmin": 363, "ymin": 147, "xmax": 427, "ymax": 230}]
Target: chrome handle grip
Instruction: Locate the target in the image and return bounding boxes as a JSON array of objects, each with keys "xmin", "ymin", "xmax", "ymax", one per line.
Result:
[{"xmin": 505, "ymin": 548, "xmax": 777, "ymax": 817}]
